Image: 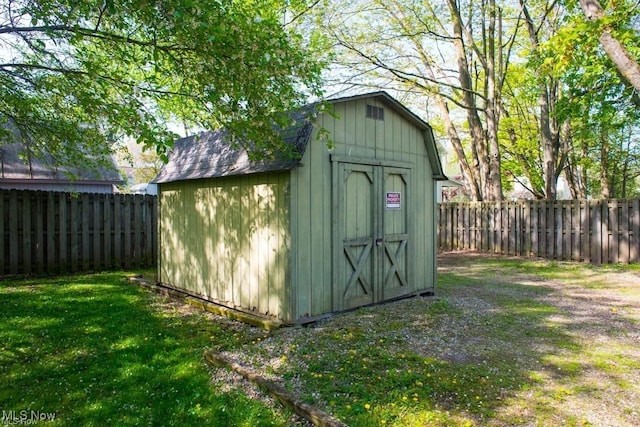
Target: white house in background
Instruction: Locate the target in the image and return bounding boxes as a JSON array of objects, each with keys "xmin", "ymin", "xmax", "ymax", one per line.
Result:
[
  {"xmin": 509, "ymin": 176, "xmax": 572, "ymax": 200},
  {"xmin": 131, "ymin": 183, "xmax": 158, "ymax": 195},
  {"xmin": 0, "ymin": 142, "xmax": 124, "ymax": 193}
]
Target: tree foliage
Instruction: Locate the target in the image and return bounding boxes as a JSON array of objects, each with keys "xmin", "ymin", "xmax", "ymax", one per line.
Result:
[
  {"xmin": 577, "ymin": 0, "xmax": 640, "ymax": 93},
  {"xmin": 314, "ymin": 0, "xmax": 640, "ymax": 200},
  {"xmin": 541, "ymin": 0, "xmax": 640, "ymax": 198},
  {"xmin": 314, "ymin": 0, "xmax": 514, "ymax": 201},
  {"xmin": 0, "ymin": 0, "xmax": 324, "ymax": 172}
]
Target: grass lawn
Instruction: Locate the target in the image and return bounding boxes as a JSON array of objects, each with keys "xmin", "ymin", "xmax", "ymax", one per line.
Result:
[
  {"xmin": 2, "ymin": 255, "xmax": 639, "ymax": 426},
  {"xmin": 0, "ymin": 271, "xmax": 295, "ymax": 426}
]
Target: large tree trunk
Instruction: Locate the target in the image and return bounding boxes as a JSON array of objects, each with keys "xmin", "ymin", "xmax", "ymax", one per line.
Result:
[
  {"xmin": 562, "ymin": 120, "xmax": 588, "ymax": 199},
  {"xmin": 600, "ymin": 131, "xmax": 611, "ymax": 198},
  {"xmin": 520, "ymin": 0, "xmax": 564, "ymax": 200},
  {"xmin": 485, "ymin": 0, "xmax": 504, "ymax": 201},
  {"xmin": 579, "ymin": 0, "xmax": 640, "ymax": 92},
  {"xmin": 447, "ymin": 0, "xmax": 503, "ymax": 201}
]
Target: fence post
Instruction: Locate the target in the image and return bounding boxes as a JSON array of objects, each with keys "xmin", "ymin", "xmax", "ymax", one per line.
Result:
[
  {"xmin": 571, "ymin": 200, "xmax": 579, "ymax": 261},
  {"xmin": 610, "ymin": 200, "xmax": 619, "ymax": 263},
  {"xmin": 620, "ymin": 199, "xmax": 629, "ymax": 264}
]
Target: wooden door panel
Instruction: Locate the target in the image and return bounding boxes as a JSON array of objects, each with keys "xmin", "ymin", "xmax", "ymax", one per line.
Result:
[
  {"xmin": 382, "ymin": 169, "xmax": 410, "ymax": 300},
  {"xmin": 334, "ymin": 162, "xmax": 412, "ymax": 310},
  {"xmin": 343, "ymin": 240, "xmax": 374, "ymax": 308},
  {"xmin": 340, "ymin": 165, "xmax": 375, "ymax": 309}
]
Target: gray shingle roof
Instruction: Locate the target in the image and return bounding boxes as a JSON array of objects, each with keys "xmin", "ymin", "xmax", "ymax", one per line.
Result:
[
  {"xmin": 152, "ymin": 115, "xmax": 314, "ymax": 184},
  {"xmin": 0, "ymin": 141, "xmax": 123, "ymax": 183}
]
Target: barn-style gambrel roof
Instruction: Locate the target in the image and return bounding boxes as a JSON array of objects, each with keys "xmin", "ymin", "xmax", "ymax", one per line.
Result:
[{"xmin": 153, "ymin": 91, "xmax": 446, "ymax": 184}]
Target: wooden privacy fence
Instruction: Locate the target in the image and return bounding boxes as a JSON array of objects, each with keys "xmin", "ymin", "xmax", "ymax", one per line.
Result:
[
  {"xmin": 438, "ymin": 199, "xmax": 640, "ymax": 264},
  {"xmin": 1, "ymin": 189, "xmax": 157, "ymax": 275}
]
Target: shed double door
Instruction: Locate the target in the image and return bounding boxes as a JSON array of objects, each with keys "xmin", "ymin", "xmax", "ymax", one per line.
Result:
[{"xmin": 334, "ymin": 161, "xmax": 412, "ymax": 310}]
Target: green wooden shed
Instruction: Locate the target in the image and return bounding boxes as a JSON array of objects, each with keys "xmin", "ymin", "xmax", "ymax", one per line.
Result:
[{"xmin": 153, "ymin": 91, "xmax": 446, "ymax": 324}]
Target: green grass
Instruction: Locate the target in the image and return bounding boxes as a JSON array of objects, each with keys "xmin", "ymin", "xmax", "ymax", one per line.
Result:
[
  {"xmin": 2, "ymin": 256, "xmax": 639, "ymax": 426},
  {"xmin": 285, "ymin": 341, "xmax": 518, "ymax": 426},
  {"xmin": 0, "ymin": 272, "xmax": 293, "ymax": 426}
]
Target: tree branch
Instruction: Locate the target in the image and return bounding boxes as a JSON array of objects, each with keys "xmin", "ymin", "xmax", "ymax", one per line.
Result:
[
  {"xmin": 0, "ymin": 62, "xmax": 194, "ymax": 98},
  {"xmin": 0, "ymin": 24, "xmax": 187, "ymax": 52}
]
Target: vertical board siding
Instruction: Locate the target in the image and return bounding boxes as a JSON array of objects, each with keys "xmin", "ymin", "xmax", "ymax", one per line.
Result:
[
  {"xmin": 303, "ymin": 96, "xmax": 436, "ymax": 319},
  {"xmin": 1, "ymin": 189, "xmax": 156, "ymax": 274},
  {"xmin": 157, "ymin": 173, "xmax": 290, "ymax": 321},
  {"xmin": 438, "ymin": 199, "xmax": 640, "ymax": 264}
]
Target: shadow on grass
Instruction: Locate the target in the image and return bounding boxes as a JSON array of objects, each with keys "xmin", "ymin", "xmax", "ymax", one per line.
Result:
[{"xmin": 0, "ymin": 273, "xmax": 289, "ymax": 426}]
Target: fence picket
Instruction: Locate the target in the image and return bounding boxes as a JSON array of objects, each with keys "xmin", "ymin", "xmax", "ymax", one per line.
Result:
[
  {"xmin": 610, "ymin": 200, "xmax": 619, "ymax": 263},
  {"xmin": 145, "ymin": 196, "xmax": 153, "ymax": 265},
  {"xmin": 0, "ymin": 193, "xmax": 4, "ymax": 275},
  {"xmin": 9, "ymin": 191, "xmax": 18, "ymax": 274},
  {"xmin": 1, "ymin": 190, "xmax": 156, "ymax": 275},
  {"xmin": 632, "ymin": 200, "xmax": 640, "ymax": 263},
  {"xmin": 59, "ymin": 193, "xmax": 68, "ymax": 272},
  {"xmin": 620, "ymin": 200, "xmax": 630, "ymax": 264},
  {"xmin": 555, "ymin": 202, "xmax": 561, "ymax": 259},
  {"xmin": 47, "ymin": 192, "xmax": 56, "ymax": 273},
  {"xmin": 23, "ymin": 193, "xmax": 32, "ymax": 274},
  {"xmin": 93, "ymin": 195, "xmax": 102, "ymax": 270},
  {"xmin": 123, "ymin": 196, "xmax": 132, "ymax": 269},
  {"xmin": 114, "ymin": 194, "xmax": 122, "ymax": 266},
  {"xmin": 35, "ymin": 193, "xmax": 44, "ymax": 272},
  {"xmin": 438, "ymin": 198, "xmax": 640, "ymax": 265},
  {"xmin": 134, "ymin": 195, "xmax": 142, "ymax": 264},
  {"xmin": 571, "ymin": 200, "xmax": 580, "ymax": 261},
  {"xmin": 70, "ymin": 196, "xmax": 79, "ymax": 272}
]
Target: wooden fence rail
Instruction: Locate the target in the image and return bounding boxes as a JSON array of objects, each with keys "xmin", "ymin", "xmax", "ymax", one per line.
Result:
[
  {"xmin": 438, "ymin": 199, "xmax": 640, "ymax": 264},
  {"xmin": 1, "ymin": 189, "xmax": 157, "ymax": 275}
]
